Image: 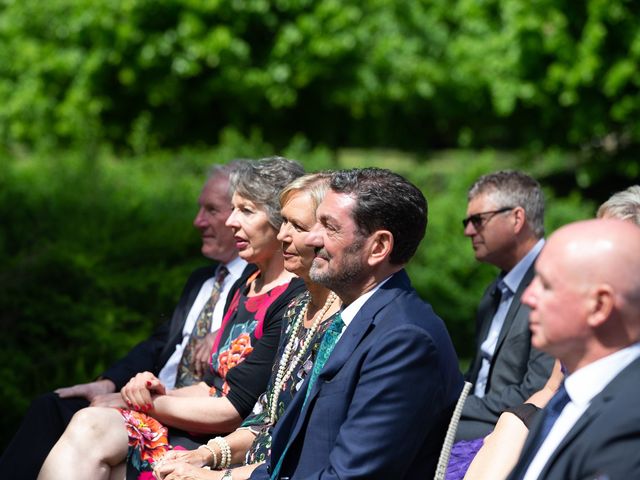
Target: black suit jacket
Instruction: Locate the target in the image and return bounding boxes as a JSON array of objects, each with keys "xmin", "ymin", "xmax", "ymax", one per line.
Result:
[
  {"xmin": 102, "ymin": 263, "xmax": 257, "ymax": 389},
  {"xmin": 458, "ymin": 262, "xmax": 554, "ymax": 440},
  {"xmin": 508, "ymin": 355, "xmax": 640, "ymax": 480}
]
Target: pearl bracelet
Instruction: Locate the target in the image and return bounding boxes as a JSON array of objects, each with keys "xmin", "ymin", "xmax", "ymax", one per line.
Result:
[
  {"xmin": 212, "ymin": 436, "xmax": 231, "ymax": 469},
  {"xmin": 200, "ymin": 443, "xmax": 218, "ymax": 468}
]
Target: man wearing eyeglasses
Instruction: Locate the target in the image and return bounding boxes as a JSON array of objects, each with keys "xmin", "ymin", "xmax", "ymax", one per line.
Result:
[{"xmin": 456, "ymin": 170, "xmax": 555, "ymax": 441}]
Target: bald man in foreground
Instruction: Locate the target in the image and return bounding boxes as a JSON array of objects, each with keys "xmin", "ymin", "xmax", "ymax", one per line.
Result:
[{"xmin": 506, "ymin": 219, "xmax": 640, "ymax": 479}]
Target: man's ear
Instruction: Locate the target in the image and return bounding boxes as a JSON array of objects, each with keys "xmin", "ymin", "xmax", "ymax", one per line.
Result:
[
  {"xmin": 587, "ymin": 284, "xmax": 615, "ymax": 328},
  {"xmin": 367, "ymin": 230, "xmax": 394, "ymax": 266},
  {"xmin": 513, "ymin": 206, "xmax": 527, "ymax": 234}
]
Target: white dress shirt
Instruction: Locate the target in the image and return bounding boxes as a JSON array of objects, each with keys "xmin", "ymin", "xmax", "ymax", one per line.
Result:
[
  {"xmin": 158, "ymin": 256, "xmax": 247, "ymax": 388},
  {"xmin": 523, "ymin": 342, "xmax": 640, "ymax": 480},
  {"xmin": 338, "ymin": 276, "xmax": 391, "ymax": 335}
]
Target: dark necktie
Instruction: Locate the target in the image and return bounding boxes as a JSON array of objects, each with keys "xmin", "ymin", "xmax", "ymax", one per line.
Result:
[
  {"xmin": 270, "ymin": 313, "xmax": 345, "ymax": 480},
  {"xmin": 174, "ymin": 266, "xmax": 228, "ymax": 388},
  {"xmin": 515, "ymin": 383, "xmax": 571, "ymax": 479}
]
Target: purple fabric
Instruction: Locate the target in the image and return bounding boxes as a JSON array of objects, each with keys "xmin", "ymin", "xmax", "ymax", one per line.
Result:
[{"xmin": 445, "ymin": 437, "xmax": 484, "ymax": 480}]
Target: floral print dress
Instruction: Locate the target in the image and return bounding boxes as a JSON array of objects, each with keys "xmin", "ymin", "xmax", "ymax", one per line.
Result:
[{"xmin": 120, "ymin": 279, "xmax": 293, "ymax": 478}]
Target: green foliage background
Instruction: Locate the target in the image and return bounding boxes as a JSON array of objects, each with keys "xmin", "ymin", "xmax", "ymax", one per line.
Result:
[
  {"xmin": 1, "ymin": 0, "xmax": 640, "ymax": 154},
  {"xmin": 1, "ymin": 0, "xmax": 639, "ymax": 453}
]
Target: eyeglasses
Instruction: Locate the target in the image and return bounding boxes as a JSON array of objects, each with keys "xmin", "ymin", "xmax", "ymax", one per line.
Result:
[{"xmin": 462, "ymin": 207, "xmax": 515, "ymax": 229}]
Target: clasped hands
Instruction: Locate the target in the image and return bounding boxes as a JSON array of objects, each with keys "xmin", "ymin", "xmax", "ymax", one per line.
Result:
[
  {"xmin": 120, "ymin": 371, "xmax": 167, "ymax": 412},
  {"xmin": 153, "ymin": 447, "xmax": 221, "ymax": 480}
]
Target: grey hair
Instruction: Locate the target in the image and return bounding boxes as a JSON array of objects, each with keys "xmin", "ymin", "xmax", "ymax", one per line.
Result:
[
  {"xmin": 597, "ymin": 185, "xmax": 640, "ymax": 226},
  {"xmin": 230, "ymin": 156, "xmax": 305, "ymax": 229},
  {"xmin": 206, "ymin": 159, "xmax": 252, "ymax": 199},
  {"xmin": 468, "ymin": 170, "xmax": 545, "ymax": 238}
]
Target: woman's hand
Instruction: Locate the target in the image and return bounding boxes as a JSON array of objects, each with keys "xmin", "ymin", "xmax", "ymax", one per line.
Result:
[
  {"xmin": 120, "ymin": 371, "xmax": 166, "ymax": 412},
  {"xmin": 153, "ymin": 449, "xmax": 221, "ymax": 480}
]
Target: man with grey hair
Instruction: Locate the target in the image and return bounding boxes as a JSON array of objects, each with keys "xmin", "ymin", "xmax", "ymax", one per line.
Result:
[
  {"xmin": 457, "ymin": 170, "xmax": 554, "ymax": 440},
  {"xmin": 597, "ymin": 185, "xmax": 640, "ymax": 224},
  {"xmin": 0, "ymin": 162, "xmax": 252, "ymax": 479}
]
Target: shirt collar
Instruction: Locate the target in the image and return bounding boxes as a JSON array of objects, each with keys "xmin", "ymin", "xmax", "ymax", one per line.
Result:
[
  {"xmin": 222, "ymin": 256, "xmax": 247, "ymax": 279},
  {"xmin": 502, "ymin": 238, "xmax": 545, "ymax": 294},
  {"xmin": 340, "ymin": 275, "xmax": 392, "ymax": 328},
  {"xmin": 565, "ymin": 342, "xmax": 640, "ymax": 407}
]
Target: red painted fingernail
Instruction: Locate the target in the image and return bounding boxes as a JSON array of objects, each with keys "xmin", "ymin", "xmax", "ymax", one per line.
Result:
[{"xmin": 146, "ymin": 381, "xmax": 152, "ymax": 386}]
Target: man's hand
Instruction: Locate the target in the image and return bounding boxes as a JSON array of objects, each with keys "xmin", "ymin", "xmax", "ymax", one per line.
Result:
[
  {"xmin": 55, "ymin": 379, "xmax": 116, "ymax": 402},
  {"xmin": 90, "ymin": 392, "xmax": 128, "ymax": 408},
  {"xmin": 121, "ymin": 371, "xmax": 166, "ymax": 412},
  {"xmin": 192, "ymin": 332, "xmax": 216, "ymax": 377}
]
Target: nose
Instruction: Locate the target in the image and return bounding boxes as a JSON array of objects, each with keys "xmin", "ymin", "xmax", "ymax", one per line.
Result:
[
  {"xmin": 521, "ymin": 278, "xmax": 538, "ymax": 308},
  {"xmin": 225, "ymin": 209, "xmax": 239, "ymax": 229},
  {"xmin": 193, "ymin": 207, "xmax": 207, "ymax": 228},
  {"xmin": 463, "ymin": 220, "xmax": 477, "ymax": 237},
  {"xmin": 305, "ymin": 222, "xmax": 323, "ymax": 248},
  {"xmin": 277, "ymin": 222, "xmax": 291, "ymax": 242}
]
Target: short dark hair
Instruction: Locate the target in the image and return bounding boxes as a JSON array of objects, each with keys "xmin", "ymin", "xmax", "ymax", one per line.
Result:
[{"xmin": 330, "ymin": 168, "xmax": 427, "ymax": 265}]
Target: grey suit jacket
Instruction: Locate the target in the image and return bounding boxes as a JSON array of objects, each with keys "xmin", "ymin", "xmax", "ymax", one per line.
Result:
[
  {"xmin": 457, "ymin": 262, "xmax": 554, "ymax": 440},
  {"xmin": 508, "ymin": 355, "xmax": 640, "ymax": 480}
]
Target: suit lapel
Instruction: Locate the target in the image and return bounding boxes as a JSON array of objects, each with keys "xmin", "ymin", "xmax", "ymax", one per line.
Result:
[
  {"xmin": 494, "ymin": 262, "xmax": 535, "ymax": 354},
  {"xmin": 316, "ymin": 270, "xmax": 409, "ymax": 385},
  {"xmin": 467, "ymin": 279, "xmax": 499, "ymax": 382},
  {"xmin": 277, "ymin": 270, "xmax": 410, "ymax": 467}
]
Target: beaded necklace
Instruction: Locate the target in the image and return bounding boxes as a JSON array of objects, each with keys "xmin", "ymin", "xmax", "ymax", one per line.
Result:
[{"xmin": 267, "ymin": 291, "xmax": 338, "ymax": 423}]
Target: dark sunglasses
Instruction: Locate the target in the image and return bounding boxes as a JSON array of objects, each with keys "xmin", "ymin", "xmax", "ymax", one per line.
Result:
[{"xmin": 462, "ymin": 207, "xmax": 515, "ymax": 229}]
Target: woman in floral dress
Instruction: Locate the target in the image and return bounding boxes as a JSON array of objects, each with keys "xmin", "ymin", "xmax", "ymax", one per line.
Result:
[{"xmin": 38, "ymin": 157, "xmax": 306, "ymax": 480}]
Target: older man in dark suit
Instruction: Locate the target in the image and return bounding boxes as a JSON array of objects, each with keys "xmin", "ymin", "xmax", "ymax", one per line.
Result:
[
  {"xmin": 251, "ymin": 168, "xmax": 463, "ymax": 480},
  {"xmin": 508, "ymin": 219, "xmax": 640, "ymax": 479},
  {"xmin": 0, "ymin": 162, "xmax": 251, "ymax": 479},
  {"xmin": 458, "ymin": 170, "xmax": 554, "ymax": 440}
]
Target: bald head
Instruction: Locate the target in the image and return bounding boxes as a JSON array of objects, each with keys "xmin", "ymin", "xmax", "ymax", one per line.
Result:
[{"xmin": 523, "ymin": 219, "xmax": 640, "ymax": 373}]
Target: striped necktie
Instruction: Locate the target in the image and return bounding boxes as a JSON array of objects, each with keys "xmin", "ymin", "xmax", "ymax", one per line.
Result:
[{"xmin": 175, "ymin": 266, "xmax": 228, "ymax": 387}]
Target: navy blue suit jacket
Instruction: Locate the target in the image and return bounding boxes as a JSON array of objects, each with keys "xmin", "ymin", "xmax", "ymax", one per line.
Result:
[{"xmin": 251, "ymin": 269, "xmax": 463, "ymax": 480}]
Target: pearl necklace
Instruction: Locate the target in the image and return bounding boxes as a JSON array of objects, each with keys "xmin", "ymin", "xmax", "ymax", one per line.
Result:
[{"xmin": 267, "ymin": 291, "xmax": 338, "ymax": 423}]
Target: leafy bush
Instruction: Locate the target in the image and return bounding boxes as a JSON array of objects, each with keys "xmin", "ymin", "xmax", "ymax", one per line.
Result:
[{"xmin": 1, "ymin": 0, "xmax": 639, "ymax": 153}]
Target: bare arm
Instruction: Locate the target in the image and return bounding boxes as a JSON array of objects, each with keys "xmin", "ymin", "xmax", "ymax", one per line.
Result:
[
  {"xmin": 149, "ymin": 394, "xmax": 242, "ymax": 434},
  {"xmin": 463, "ymin": 360, "xmax": 563, "ymax": 480}
]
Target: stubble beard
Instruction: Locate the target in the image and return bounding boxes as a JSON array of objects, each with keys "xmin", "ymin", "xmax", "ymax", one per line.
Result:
[{"xmin": 309, "ymin": 242, "xmax": 366, "ymax": 295}]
